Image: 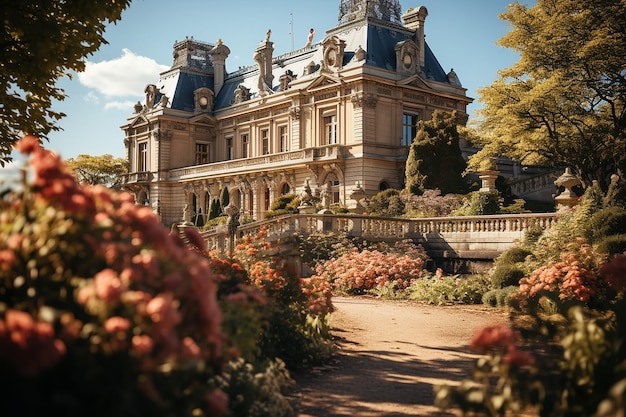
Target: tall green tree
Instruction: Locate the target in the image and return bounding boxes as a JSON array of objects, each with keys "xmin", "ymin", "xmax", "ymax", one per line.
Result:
[
  {"xmin": 468, "ymin": 0, "xmax": 626, "ymax": 188},
  {"xmin": 404, "ymin": 110, "xmax": 469, "ymax": 195},
  {"xmin": 1, "ymin": 1, "xmax": 132, "ymax": 165},
  {"xmin": 66, "ymin": 154, "xmax": 129, "ymax": 189}
]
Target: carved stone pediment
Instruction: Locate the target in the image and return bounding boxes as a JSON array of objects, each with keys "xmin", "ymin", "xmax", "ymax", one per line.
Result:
[
  {"xmin": 307, "ymin": 75, "xmax": 341, "ymax": 91},
  {"xmin": 398, "ymin": 74, "xmax": 430, "ymax": 89}
]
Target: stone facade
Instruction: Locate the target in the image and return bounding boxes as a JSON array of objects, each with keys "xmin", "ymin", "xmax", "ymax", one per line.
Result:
[{"xmin": 121, "ymin": 1, "xmax": 472, "ymax": 226}]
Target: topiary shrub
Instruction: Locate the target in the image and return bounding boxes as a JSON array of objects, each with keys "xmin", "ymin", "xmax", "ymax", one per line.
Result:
[
  {"xmin": 497, "ymin": 247, "xmax": 534, "ymax": 265},
  {"xmin": 490, "ymin": 264, "xmax": 526, "ymax": 289},
  {"xmin": 264, "ymin": 194, "xmax": 300, "ymax": 219},
  {"xmin": 482, "ymin": 286, "xmax": 519, "ymax": 308}
]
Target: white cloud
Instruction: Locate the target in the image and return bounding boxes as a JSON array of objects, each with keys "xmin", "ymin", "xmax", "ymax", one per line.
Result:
[
  {"xmin": 84, "ymin": 91, "xmax": 100, "ymax": 104},
  {"xmin": 78, "ymin": 49, "xmax": 169, "ymax": 98},
  {"xmin": 104, "ymin": 100, "xmax": 136, "ymax": 111}
]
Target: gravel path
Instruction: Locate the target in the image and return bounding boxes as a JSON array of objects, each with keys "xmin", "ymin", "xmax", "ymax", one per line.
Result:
[{"xmin": 287, "ymin": 296, "xmax": 509, "ymax": 416}]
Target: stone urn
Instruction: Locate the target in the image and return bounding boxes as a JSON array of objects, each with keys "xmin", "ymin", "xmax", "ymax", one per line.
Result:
[{"xmin": 554, "ymin": 167, "xmax": 581, "ymax": 210}]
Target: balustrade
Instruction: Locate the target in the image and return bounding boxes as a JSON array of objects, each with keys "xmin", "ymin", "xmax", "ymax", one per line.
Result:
[{"xmin": 194, "ymin": 212, "xmax": 558, "ymax": 256}]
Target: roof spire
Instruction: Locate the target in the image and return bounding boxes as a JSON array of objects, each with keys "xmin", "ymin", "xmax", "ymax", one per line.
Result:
[{"xmin": 338, "ymin": 0, "xmax": 402, "ymax": 25}]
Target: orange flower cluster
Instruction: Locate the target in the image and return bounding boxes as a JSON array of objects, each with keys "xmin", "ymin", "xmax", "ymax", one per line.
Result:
[
  {"xmin": 316, "ymin": 249, "xmax": 424, "ymax": 294},
  {"xmin": 517, "ymin": 245, "xmax": 606, "ymax": 303},
  {"xmin": 470, "ymin": 325, "xmax": 535, "ymax": 368}
]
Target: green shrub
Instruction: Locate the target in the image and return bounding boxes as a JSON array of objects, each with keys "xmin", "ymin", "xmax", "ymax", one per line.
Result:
[
  {"xmin": 265, "ymin": 194, "xmax": 300, "ymax": 219},
  {"xmin": 596, "ymin": 234, "xmax": 626, "ymax": 255},
  {"xmin": 490, "ymin": 264, "xmax": 526, "ymax": 289},
  {"xmin": 367, "ymin": 188, "xmax": 405, "ymax": 217},
  {"xmin": 405, "ymin": 273, "xmax": 491, "ymax": 305},
  {"xmin": 211, "ymin": 358, "xmax": 294, "ymax": 417},
  {"xmin": 452, "ymin": 191, "xmax": 500, "ymax": 216},
  {"xmin": 497, "ymin": 247, "xmax": 534, "ymax": 264},
  {"xmin": 586, "ymin": 207, "xmax": 626, "ymax": 243}
]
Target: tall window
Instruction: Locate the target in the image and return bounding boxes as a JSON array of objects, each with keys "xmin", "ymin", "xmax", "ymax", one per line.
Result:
[
  {"xmin": 196, "ymin": 143, "xmax": 209, "ymax": 165},
  {"xmin": 261, "ymin": 129, "xmax": 270, "ymax": 155},
  {"xmin": 324, "ymin": 114, "xmax": 337, "ymax": 144},
  {"xmin": 402, "ymin": 112, "xmax": 419, "ymax": 146},
  {"xmin": 328, "ymin": 176, "xmax": 340, "ymax": 204},
  {"xmin": 138, "ymin": 142, "xmax": 148, "ymax": 171},
  {"xmin": 279, "ymin": 125, "xmax": 288, "ymax": 152},
  {"xmin": 241, "ymin": 133, "xmax": 249, "ymax": 158},
  {"xmin": 226, "ymin": 137, "xmax": 233, "ymax": 160}
]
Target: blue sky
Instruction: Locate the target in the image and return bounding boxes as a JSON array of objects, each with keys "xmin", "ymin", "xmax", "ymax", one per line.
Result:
[{"xmin": 41, "ymin": 0, "xmax": 529, "ymax": 161}]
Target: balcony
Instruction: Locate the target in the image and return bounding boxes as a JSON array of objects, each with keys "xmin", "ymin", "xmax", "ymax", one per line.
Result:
[
  {"xmin": 123, "ymin": 171, "xmax": 153, "ymax": 184},
  {"xmin": 168, "ymin": 145, "xmax": 347, "ymax": 181}
]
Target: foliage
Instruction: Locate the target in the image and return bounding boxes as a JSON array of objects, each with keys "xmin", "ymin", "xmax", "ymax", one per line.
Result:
[
  {"xmin": 211, "ymin": 358, "xmax": 294, "ymax": 417},
  {"xmin": 435, "ymin": 180, "xmax": 626, "ymax": 417},
  {"xmin": 586, "ymin": 207, "xmax": 626, "ymax": 245},
  {"xmin": 65, "ymin": 154, "xmax": 129, "ymax": 189},
  {"xmin": 0, "ymin": 136, "xmax": 227, "ymax": 416},
  {"xmin": 481, "ymin": 286, "xmax": 519, "ymax": 308},
  {"xmin": 365, "ymin": 188, "xmax": 405, "ymax": 217},
  {"xmin": 209, "ymin": 199, "xmax": 223, "ymax": 220},
  {"xmin": 230, "ymin": 229, "xmax": 335, "ymax": 370},
  {"xmin": 467, "ymin": 0, "xmax": 626, "ymax": 188},
  {"xmin": 404, "ymin": 189, "xmax": 464, "ymax": 217},
  {"xmin": 404, "ymin": 110, "xmax": 469, "ymax": 195},
  {"xmin": 490, "ymin": 264, "xmax": 526, "ymax": 289},
  {"xmin": 451, "ymin": 191, "xmax": 501, "ymax": 216},
  {"xmin": 264, "ymin": 194, "xmax": 300, "ymax": 219},
  {"xmin": 404, "ymin": 272, "xmax": 492, "ymax": 305},
  {"xmin": 1, "ymin": 1, "xmax": 132, "ymax": 164}
]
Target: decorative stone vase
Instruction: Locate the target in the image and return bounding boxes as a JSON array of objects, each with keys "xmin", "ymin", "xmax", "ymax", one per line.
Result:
[{"xmin": 554, "ymin": 167, "xmax": 581, "ymax": 210}]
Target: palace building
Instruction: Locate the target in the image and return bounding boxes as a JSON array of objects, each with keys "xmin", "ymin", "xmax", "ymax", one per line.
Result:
[{"xmin": 121, "ymin": 0, "xmax": 472, "ymax": 226}]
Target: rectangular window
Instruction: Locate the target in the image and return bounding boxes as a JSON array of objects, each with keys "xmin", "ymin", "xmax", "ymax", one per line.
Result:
[
  {"xmin": 226, "ymin": 137, "xmax": 233, "ymax": 160},
  {"xmin": 195, "ymin": 143, "xmax": 209, "ymax": 165},
  {"xmin": 261, "ymin": 128, "xmax": 270, "ymax": 155},
  {"xmin": 402, "ymin": 112, "xmax": 419, "ymax": 146},
  {"xmin": 241, "ymin": 133, "xmax": 249, "ymax": 158},
  {"xmin": 279, "ymin": 125, "xmax": 288, "ymax": 152},
  {"xmin": 324, "ymin": 114, "xmax": 337, "ymax": 144},
  {"xmin": 138, "ymin": 142, "xmax": 148, "ymax": 171}
]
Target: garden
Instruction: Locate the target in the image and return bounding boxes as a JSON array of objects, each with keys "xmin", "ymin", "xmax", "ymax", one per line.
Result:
[{"xmin": 3, "ymin": 136, "xmax": 626, "ymax": 417}]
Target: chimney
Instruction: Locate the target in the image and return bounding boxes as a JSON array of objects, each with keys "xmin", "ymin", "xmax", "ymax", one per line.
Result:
[
  {"xmin": 210, "ymin": 39, "xmax": 230, "ymax": 96},
  {"xmin": 402, "ymin": 6, "xmax": 428, "ymax": 67}
]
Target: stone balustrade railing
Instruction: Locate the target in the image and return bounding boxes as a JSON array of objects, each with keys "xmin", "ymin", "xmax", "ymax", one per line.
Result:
[{"xmin": 198, "ymin": 212, "xmax": 558, "ymax": 254}]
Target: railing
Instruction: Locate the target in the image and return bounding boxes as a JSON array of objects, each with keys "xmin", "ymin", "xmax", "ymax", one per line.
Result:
[
  {"xmin": 198, "ymin": 212, "xmax": 558, "ymax": 254},
  {"xmin": 123, "ymin": 172, "xmax": 153, "ymax": 184},
  {"xmin": 168, "ymin": 145, "xmax": 347, "ymax": 181}
]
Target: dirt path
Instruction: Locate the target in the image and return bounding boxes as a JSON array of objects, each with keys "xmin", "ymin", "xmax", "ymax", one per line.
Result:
[{"xmin": 287, "ymin": 296, "xmax": 510, "ymax": 417}]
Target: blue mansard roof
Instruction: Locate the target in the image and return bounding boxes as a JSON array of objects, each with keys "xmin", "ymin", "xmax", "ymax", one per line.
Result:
[{"xmin": 155, "ymin": 10, "xmax": 458, "ymax": 114}]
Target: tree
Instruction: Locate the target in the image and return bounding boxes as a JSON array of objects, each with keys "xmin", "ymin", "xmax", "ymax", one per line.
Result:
[
  {"xmin": 468, "ymin": 0, "xmax": 626, "ymax": 189},
  {"xmin": 65, "ymin": 154, "xmax": 129, "ymax": 189},
  {"xmin": 404, "ymin": 110, "xmax": 469, "ymax": 195},
  {"xmin": 1, "ymin": 1, "xmax": 132, "ymax": 165}
]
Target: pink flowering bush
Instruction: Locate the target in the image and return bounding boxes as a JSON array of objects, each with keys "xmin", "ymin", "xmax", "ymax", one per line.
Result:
[
  {"xmin": 316, "ymin": 248, "xmax": 425, "ymax": 294},
  {"xmin": 436, "ymin": 184, "xmax": 626, "ymax": 417},
  {"xmin": 0, "ymin": 136, "xmax": 226, "ymax": 417},
  {"xmin": 210, "ymin": 228, "xmax": 335, "ymax": 371}
]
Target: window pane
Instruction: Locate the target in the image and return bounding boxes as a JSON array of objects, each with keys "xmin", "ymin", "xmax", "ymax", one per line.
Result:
[{"xmin": 196, "ymin": 143, "xmax": 209, "ymax": 164}]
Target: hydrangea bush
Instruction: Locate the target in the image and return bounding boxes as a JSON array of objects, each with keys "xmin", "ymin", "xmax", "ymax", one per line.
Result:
[
  {"xmin": 0, "ymin": 136, "xmax": 226, "ymax": 416},
  {"xmin": 435, "ymin": 181, "xmax": 626, "ymax": 417}
]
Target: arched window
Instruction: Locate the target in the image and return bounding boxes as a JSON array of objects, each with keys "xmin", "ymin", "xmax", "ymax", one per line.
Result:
[
  {"xmin": 379, "ymin": 181, "xmax": 390, "ymax": 191},
  {"xmin": 281, "ymin": 183, "xmax": 291, "ymax": 195}
]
